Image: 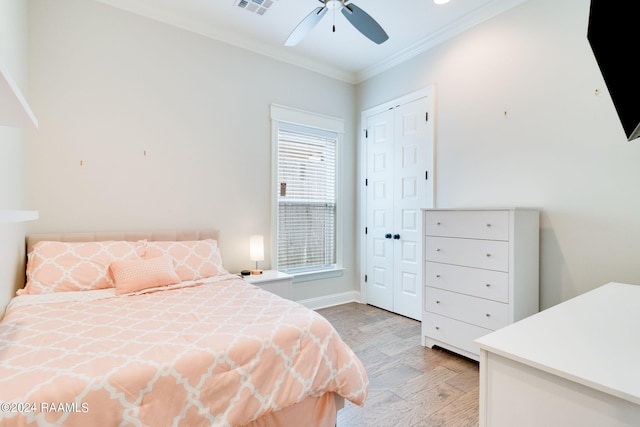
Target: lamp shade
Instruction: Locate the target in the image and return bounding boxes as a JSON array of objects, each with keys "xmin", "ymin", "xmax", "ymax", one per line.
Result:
[{"xmin": 249, "ymin": 235, "xmax": 264, "ymax": 262}]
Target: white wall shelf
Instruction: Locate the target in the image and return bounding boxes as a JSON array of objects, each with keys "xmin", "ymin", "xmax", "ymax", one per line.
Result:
[
  {"xmin": 0, "ymin": 210, "xmax": 39, "ymax": 224},
  {"xmin": 0, "ymin": 63, "xmax": 38, "ymax": 129}
]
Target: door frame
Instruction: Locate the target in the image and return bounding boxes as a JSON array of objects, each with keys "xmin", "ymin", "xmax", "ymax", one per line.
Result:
[{"xmin": 358, "ymin": 85, "xmax": 437, "ymax": 305}]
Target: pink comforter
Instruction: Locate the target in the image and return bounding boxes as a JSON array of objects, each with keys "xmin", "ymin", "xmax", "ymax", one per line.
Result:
[{"xmin": 0, "ymin": 275, "xmax": 368, "ymax": 426}]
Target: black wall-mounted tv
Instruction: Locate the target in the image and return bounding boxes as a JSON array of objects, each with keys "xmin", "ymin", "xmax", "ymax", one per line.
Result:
[{"xmin": 587, "ymin": 0, "xmax": 640, "ymax": 141}]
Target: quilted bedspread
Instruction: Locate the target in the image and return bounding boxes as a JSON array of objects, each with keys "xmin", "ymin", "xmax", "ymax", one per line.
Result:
[{"xmin": 0, "ymin": 275, "xmax": 368, "ymax": 426}]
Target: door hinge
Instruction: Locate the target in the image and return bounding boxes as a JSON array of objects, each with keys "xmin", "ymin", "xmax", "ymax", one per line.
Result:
[
  {"xmin": 425, "ymin": 112, "xmax": 429, "ymax": 122},
  {"xmin": 364, "ymin": 129, "xmax": 368, "ymax": 138},
  {"xmin": 425, "ymin": 171, "xmax": 428, "ymax": 180},
  {"xmin": 365, "ymin": 227, "xmax": 368, "ymax": 234},
  {"xmin": 365, "ymin": 178, "xmax": 368, "ymax": 186},
  {"xmin": 364, "ymin": 274, "xmax": 368, "ymax": 282}
]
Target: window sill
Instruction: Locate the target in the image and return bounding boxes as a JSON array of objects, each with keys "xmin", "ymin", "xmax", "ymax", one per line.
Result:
[{"xmin": 286, "ymin": 267, "xmax": 345, "ymax": 284}]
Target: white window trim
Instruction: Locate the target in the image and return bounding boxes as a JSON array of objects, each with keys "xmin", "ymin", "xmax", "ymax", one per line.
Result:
[{"xmin": 270, "ymin": 104, "xmax": 344, "ymax": 282}]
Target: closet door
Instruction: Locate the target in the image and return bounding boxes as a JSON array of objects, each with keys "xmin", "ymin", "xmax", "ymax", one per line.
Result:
[
  {"xmin": 392, "ymin": 97, "xmax": 432, "ymax": 319},
  {"xmin": 365, "ymin": 109, "xmax": 395, "ymax": 312},
  {"xmin": 364, "ymin": 94, "xmax": 434, "ymax": 320}
]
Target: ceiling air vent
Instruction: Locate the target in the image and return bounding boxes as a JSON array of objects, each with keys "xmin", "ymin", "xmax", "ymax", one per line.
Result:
[{"xmin": 235, "ymin": 0, "xmax": 277, "ymax": 16}]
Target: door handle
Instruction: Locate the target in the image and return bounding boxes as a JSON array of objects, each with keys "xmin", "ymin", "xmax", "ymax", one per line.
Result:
[
  {"xmin": 385, "ymin": 233, "xmax": 392, "ymax": 239},
  {"xmin": 393, "ymin": 234, "xmax": 400, "ymax": 240}
]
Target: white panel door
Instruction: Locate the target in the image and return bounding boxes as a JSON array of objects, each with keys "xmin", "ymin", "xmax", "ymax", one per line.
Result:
[
  {"xmin": 392, "ymin": 97, "xmax": 433, "ymax": 319},
  {"xmin": 365, "ymin": 109, "xmax": 395, "ymax": 312},
  {"xmin": 364, "ymin": 93, "xmax": 434, "ymax": 320}
]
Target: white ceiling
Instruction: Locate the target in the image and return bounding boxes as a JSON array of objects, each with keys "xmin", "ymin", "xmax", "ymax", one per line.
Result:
[{"xmin": 95, "ymin": 0, "xmax": 526, "ymax": 83}]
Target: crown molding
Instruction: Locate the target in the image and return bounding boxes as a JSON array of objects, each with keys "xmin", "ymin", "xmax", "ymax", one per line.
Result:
[
  {"xmin": 356, "ymin": 0, "xmax": 527, "ymax": 83},
  {"xmin": 95, "ymin": 0, "xmax": 358, "ymax": 84},
  {"xmin": 95, "ymin": 0, "xmax": 526, "ymax": 86}
]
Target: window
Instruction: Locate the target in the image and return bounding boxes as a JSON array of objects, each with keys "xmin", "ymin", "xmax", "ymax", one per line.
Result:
[
  {"xmin": 271, "ymin": 105, "xmax": 343, "ymax": 276},
  {"xmin": 277, "ymin": 124, "xmax": 336, "ymax": 271}
]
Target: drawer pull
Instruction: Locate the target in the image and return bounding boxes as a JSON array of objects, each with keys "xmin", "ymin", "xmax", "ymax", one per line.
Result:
[
  {"xmin": 436, "ymin": 274, "xmax": 441, "ymax": 278},
  {"xmin": 486, "ymin": 223, "xmax": 492, "ymax": 228},
  {"xmin": 486, "ymin": 253, "xmax": 491, "ymax": 257},
  {"xmin": 436, "ymin": 300, "xmax": 440, "ymax": 304},
  {"xmin": 435, "ymin": 326, "xmax": 440, "ymax": 330},
  {"xmin": 485, "ymin": 283, "xmax": 491, "ymax": 287},
  {"xmin": 436, "ymin": 248, "xmax": 441, "ymax": 252},
  {"xmin": 486, "ymin": 313, "xmax": 491, "ymax": 317},
  {"xmin": 436, "ymin": 222, "xmax": 441, "ymax": 226}
]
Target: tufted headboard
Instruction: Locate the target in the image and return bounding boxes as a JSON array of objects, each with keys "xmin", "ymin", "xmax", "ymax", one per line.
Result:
[{"xmin": 26, "ymin": 229, "xmax": 220, "ymax": 255}]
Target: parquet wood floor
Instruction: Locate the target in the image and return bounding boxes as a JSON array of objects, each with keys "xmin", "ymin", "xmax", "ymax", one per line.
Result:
[{"xmin": 317, "ymin": 302, "xmax": 479, "ymax": 427}]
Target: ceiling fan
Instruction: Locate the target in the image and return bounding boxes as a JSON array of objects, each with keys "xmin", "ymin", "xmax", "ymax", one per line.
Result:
[{"xmin": 284, "ymin": 0, "xmax": 389, "ymax": 46}]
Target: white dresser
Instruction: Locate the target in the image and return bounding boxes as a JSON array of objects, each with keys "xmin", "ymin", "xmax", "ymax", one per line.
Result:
[{"xmin": 422, "ymin": 208, "xmax": 539, "ymax": 361}]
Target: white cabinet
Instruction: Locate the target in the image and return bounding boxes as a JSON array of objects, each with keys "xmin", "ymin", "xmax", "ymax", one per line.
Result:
[
  {"xmin": 422, "ymin": 208, "xmax": 539, "ymax": 361},
  {"xmin": 476, "ymin": 283, "xmax": 640, "ymax": 427},
  {"xmin": 244, "ymin": 270, "xmax": 293, "ymax": 300}
]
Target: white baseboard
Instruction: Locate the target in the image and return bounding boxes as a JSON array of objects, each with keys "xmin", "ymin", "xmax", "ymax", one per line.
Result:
[{"xmin": 297, "ymin": 291, "xmax": 362, "ymax": 310}]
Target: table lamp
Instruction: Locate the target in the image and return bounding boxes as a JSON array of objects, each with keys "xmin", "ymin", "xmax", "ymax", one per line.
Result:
[{"xmin": 249, "ymin": 235, "xmax": 264, "ymax": 275}]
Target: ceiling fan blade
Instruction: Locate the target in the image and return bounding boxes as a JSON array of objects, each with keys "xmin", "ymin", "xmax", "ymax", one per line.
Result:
[
  {"xmin": 284, "ymin": 7, "xmax": 328, "ymax": 46},
  {"xmin": 341, "ymin": 3, "xmax": 389, "ymax": 44}
]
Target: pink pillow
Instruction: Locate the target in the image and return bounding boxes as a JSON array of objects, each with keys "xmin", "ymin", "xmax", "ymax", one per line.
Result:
[
  {"xmin": 144, "ymin": 239, "xmax": 227, "ymax": 281},
  {"xmin": 21, "ymin": 240, "xmax": 146, "ymax": 295},
  {"xmin": 110, "ymin": 256, "xmax": 180, "ymax": 295}
]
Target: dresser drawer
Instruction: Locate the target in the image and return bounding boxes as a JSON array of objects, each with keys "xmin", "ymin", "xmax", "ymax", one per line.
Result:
[
  {"xmin": 425, "ymin": 236, "xmax": 509, "ymax": 272},
  {"xmin": 425, "ymin": 261, "xmax": 509, "ymax": 303},
  {"xmin": 425, "ymin": 287, "xmax": 509, "ymax": 330},
  {"xmin": 425, "ymin": 210, "xmax": 509, "ymax": 240},
  {"xmin": 423, "ymin": 312, "xmax": 492, "ymax": 357}
]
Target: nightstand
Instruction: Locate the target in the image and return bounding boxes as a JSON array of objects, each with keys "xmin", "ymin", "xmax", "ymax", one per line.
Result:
[{"xmin": 243, "ymin": 270, "xmax": 293, "ymax": 300}]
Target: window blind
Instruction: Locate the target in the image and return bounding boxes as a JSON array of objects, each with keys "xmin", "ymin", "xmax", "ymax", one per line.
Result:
[{"xmin": 277, "ymin": 124, "xmax": 337, "ymax": 271}]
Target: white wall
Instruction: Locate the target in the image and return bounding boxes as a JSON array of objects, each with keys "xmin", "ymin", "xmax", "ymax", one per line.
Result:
[
  {"xmin": 357, "ymin": 0, "xmax": 640, "ymax": 309},
  {"xmin": 23, "ymin": 0, "xmax": 640, "ymax": 312},
  {"xmin": 26, "ymin": 0, "xmax": 358, "ymax": 302},
  {"xmin": 0, "ymin": 0, "xmax": 29, "ymax": 315}
]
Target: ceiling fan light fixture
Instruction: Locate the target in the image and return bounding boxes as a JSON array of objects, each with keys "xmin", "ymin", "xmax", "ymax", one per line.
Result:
[{"xmin": 325, "ymin": 0, "xmax": 342, "ymax": 10}]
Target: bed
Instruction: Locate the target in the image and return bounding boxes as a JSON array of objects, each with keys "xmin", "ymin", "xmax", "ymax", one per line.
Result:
[{"xmin": 0, "ymin": 230, "xmax": 368, "ymax": 426}]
